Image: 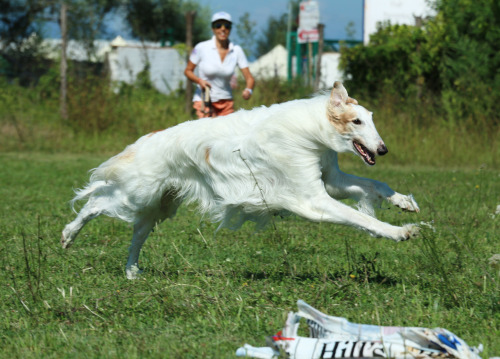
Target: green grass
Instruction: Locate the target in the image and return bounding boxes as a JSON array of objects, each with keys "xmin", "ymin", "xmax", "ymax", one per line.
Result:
[
  {"xmin": 2, "ymin": 77, "xmax": 498, "ymax": 168},
  {"xmin": 0, "ymin": 152, "xmax": 498, "ymax": 358}
]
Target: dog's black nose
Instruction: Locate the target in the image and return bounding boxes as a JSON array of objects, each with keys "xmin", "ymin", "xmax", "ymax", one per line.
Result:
[{"xmin": 377, "ymin": 144, "xmax": 388, "ymax": 156}]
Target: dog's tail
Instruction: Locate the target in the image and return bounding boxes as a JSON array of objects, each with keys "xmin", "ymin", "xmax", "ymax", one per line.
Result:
[
  {"xmin": 70, "ymin": 179, "xmax": 137, "ymax": 223},
  {"xmin": 70, "ymin": 144, "xmax": 137, "ymax": 213},
  {"xmin": 70, "ymin": 149, "xmax": 133, "ymax": 211},
  {"xmin": 70, "ymin": 180, "xmax": 109, "ymax": 211},
  {"xmin": 69, "ymin": 137, "xmax": 153, "ymax": 222},
  {"xmin": 91, "ymin": 144, "xmax": 137, "ymax": 184}
]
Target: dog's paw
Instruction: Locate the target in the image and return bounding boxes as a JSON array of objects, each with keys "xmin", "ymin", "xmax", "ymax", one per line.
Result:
[
  {"xmin": 396, "ymin": 223, "xmax": 419, "ymax": 242},
  {"xmin": 126, "ymin": 265, "xmax": 143, "ymax": 280},
  {"xmin": 61, "ymin": 229, "xmax": 75, "ymax": 249},
  {"xmin": 388, "ymin": 193, "xmax": 420, "ymax": 213}
]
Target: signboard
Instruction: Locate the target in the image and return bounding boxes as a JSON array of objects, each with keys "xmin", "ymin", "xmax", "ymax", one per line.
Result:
[
  {"xmin": 297, "ymin": 0, "xmax": 320, "ymax": 43},
  {"xmin": 363, "ymin": 0, "xmax": 435, "ymax": 44}
]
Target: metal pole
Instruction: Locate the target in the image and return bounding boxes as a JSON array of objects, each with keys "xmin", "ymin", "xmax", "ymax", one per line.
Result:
[
  {"xmin": 60, "ymin": 2, "xmax": 68, "ymax": 120},
  {"xmin": 286, "ymin": 0, "xmax": 293, "ymax": 80},
  {"xmin": 314, "ymin": 23, "xmax": 324, "ymax": 91},
  {"xmin": 295, "ymin": 37, "xmax": 302, "ymax": 77},
  {"xmin": 308, "ymin": 41, "xmax": 313, "ymax": 86}
]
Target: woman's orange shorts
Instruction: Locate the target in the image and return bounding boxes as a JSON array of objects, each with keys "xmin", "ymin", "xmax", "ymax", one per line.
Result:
[{"xmin": 193, "ymin": 100, "xmax": 234, "ymax": 118}]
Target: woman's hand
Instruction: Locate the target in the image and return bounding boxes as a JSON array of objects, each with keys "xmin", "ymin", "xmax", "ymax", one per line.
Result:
[
  {"xmin": 240, "ymin": 67, "xmax": 255, "ymax": 101},
  {"xmin": 198, "ymin": 78, "xmax": 211, "ymax": 91},
  {"xmin": 242, "ymin": 88, "xmax": 252, "ymax": 100}
]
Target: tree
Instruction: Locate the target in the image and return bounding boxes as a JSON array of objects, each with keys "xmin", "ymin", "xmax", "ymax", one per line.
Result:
[
  {"xmin": 64, "ymin": 0, "xmax": 121, "ymax": 59},
  {"xmin": 0, "ymin": 0, "xmax": 54, "ymax": 84},
  {"xmin": 123, "ymin": 0, "xmax": 210, "ymax": 45},
  {"xmin": 236, "ymin": 12, "xmax": 256, "ymax": 58},
  {"xmin": 255, "ymin": 0, "xmax": 299, "ymax": 57},
  {"xmin": 345, "ymin": 21, "xmax": 356, "ymax": 40},
  {"xmin": 340, "ymin": 22, "xmax": 438, "ymax": 96},
  {"xmin": 432, "ymin": 0, "xmax": 500, "ymax": 90},
  {"xmin": 340, "ymin": 0, "xmax": 500, "ymax": 123},
  {"xmin": 432, "ymin": 0, "xmax": 500, "ymax": 122},
  {"xmin": 256, "ymin": 13, "xmax": 287, "ymax": 57},
  {"xmin": 0, "ymin": 0, "xmax": 49, "ymax": 45},
  {"xmin": 0, "ymin": 0, "xmax": 120, "ymax": 81}
]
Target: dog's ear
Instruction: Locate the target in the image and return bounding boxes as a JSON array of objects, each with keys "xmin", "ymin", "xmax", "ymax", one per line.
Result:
[
  {"xmin": 330, "ymin": 81, "xmax": 348, "ymax": 107},
  {"xmin": 328, "ymin": 81, "xmax": 349, "ymax": 119},
  {"xmin": 346, "ymin": 97, "xmax": 358, "ymax": 105}
]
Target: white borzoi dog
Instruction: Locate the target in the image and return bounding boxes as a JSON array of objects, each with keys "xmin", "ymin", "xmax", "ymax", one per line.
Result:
[{"xmin": 62, "ymin": 82, "xmax": 419, "ymax": 279}]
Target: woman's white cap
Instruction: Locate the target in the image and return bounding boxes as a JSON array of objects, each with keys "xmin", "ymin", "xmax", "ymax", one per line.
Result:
[{"xmin": 211, "ymin": 11, "xmax": 232, "ymax": 23}]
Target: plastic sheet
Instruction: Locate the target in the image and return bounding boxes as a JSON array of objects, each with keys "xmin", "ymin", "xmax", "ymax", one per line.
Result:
[{"xmin": 236, "ymin": 300, "xmax": 483, "ymax": 359}]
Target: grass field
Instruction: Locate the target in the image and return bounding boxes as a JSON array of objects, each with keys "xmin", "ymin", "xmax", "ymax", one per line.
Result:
[{"xmin": 0, "ymin": 152, "xmax": 498, "ymax": 358}]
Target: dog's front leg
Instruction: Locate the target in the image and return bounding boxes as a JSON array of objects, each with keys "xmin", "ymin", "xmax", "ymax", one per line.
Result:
[
  {"xmin": 386, "ymin": 191, "xmax": 420, "ymax": 213},
  {"xmin": 288, "ymin": 194, "xmax": 418, "ymax": 242},
  {"xmin": 321, "ymin": 152, "xmax": 419, "ymax": 216},
  {"xmin": 323, "ymin": 170, "xmax": 419, "ymax": 216}
]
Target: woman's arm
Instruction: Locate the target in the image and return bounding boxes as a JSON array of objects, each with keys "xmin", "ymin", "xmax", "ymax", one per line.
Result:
[
  {"xmin": 240, "ymin": 67, "xmax": 255, "ymax": 100},
  {"xmin": 184, "ymin": 60, "xmax": 211, "ymax": 90}
]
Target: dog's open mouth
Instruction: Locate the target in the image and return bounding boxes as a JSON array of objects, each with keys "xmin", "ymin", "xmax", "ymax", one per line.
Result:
[{"xmin": 353, "ymin": 140, "xmax": 376, "ymax": 166}]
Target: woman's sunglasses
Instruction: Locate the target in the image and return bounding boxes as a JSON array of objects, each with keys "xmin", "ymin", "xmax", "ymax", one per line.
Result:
[{"xmin": 212, "ymin": 22, "xmax": 232, "ymax": 30}]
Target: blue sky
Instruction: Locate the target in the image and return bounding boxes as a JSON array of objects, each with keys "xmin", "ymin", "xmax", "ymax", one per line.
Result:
[
  {"xmin": 44, "ymin": 0, "xmax": 364, "ymax": 44},
  {"xmin": 199, "ymin": 0, "xmax": 364, "ymax": 41}
]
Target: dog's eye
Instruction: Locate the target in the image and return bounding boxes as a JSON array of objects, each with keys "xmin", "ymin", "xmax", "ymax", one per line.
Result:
[{"xmin": 352, "ymin": 119, "xmax": 362, "ymax": 125}]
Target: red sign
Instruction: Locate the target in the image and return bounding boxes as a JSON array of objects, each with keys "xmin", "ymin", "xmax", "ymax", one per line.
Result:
[
  {"xmin": 298, "ymin": 29, "xmax": 319, "ymax": 43},
  {"xmin": 298, "ymin": 0, "xmax": 320, "ymax": 43}
]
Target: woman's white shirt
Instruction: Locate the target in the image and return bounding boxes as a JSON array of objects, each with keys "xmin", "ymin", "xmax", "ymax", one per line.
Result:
[{"xmin": 189, "ymin": 36, "xmax": 249, "ymax": 102}]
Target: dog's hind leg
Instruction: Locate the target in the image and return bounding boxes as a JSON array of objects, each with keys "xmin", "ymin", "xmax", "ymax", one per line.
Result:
[
  {"xmin": 126, "ymin": 216, "xmax": 155, "ymax": 279},
  {"xmin": 61, "ymin": 197, "xmax": 104, "ymax": 248},
  {"xmin": 126, "ymin": 190, "xmax": 182, "ymax": 279}
]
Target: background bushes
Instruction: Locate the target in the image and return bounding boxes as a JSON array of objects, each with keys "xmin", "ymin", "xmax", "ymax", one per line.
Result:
[{"xmin": 340, "ymin": 0, "xmax": 500, "ymax": 126}]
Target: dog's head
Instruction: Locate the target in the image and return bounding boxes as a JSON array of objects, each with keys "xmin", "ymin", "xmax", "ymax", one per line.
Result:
[{"xmin": 326, "ymin": 81, "xmax": 388, "ymax": 166}]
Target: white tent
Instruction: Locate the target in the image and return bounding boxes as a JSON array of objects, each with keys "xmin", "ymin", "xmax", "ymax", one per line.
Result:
[
  {"xmin": 249, "ymin": 45, "xmax": 344, "ymax": 89},
  {"xmin": 41, "ymin": 36, "xmax": 186, "ymax": 95},
  {"xmin": 108, "ymin": 46, "xmax": 185, "ymax": 95},
  {"xmin": 249, "ymin": 44, "xmax": 288, "ymax": 80},
  {"xmin": 318, "ymin": 52, "xmax": 343, "ymax": 89}
]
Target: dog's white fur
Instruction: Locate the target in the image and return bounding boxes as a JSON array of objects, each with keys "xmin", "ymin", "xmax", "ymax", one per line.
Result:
[{"xmin": 62, "ymin": 82, "xmax": 419, "ymax": 279}]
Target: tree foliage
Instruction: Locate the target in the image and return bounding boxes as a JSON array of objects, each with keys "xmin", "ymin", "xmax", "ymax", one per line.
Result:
[
  {"xmin": 340, "ymin": 22, "xmax": 440, "ymax": 96},
  {"xmin": 0, "ymin": 0, "xmax": 120, "ymax": 48},
  {"xmin": 0, "ymin": 0, "xmax": 211, "ymax": 52},
  {"xmin": 123, "ymin": 0, "xmax": 210, "ymax": 45},
  {"xmin": 340, "ymin": 0, "xmax": 500, "ymax": 123},
  {"xmin": 0, "ymin": 0, "xmax": 55, "ymax": 84},
  {"xmin": 0, "ymin": 0, "xmax": 48, "ymax": 45},
  {"xmin": 0, "ymin": 0, "xmax": 120, "ymax": 79},
  {"xmin": 235, "ymin": 12, "xmax": 257, "ymax": 58},
  {"xmin": 0, "ymin": 0, "xmax": 211, "ymax": 84},
  {"xmin": 256, "ymin": 13, "xmax": 288, "ymax": 57},
  {"xmin": 255, "ymin": 0, "xmax": 299, "ymax": 57}
]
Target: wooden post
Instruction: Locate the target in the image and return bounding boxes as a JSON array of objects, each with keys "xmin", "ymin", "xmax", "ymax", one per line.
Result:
[
  {"xmin": 414, "ymin": 16, "xmax": 423, "ymax": 100},
  {"xmin": 314, "ymin": 23, "xmax": 324, "ymax": 91},
  {"xmin": 60, "ymin": 2, "xmax": 68, "ymax": 120},
  {"xmin": 185, "ymin": 11, "xmax": 196, "ymax": 114}
]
